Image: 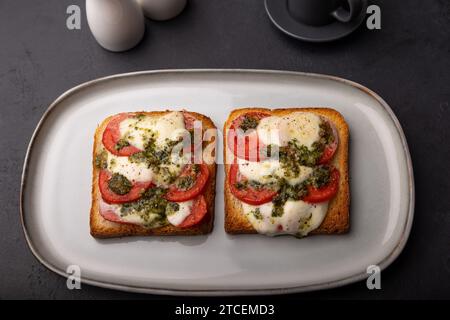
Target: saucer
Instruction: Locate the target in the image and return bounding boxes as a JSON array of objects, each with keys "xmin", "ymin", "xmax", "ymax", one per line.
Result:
[{"xmin": 265, "ymin": 0, "xmax": 368, "ymax": 42}]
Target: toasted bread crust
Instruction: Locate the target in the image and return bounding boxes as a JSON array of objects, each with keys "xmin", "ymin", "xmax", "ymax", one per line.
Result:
[
  {"xmin": 90, "ymin": 111, "xmax": 217, "ymax": 238},
  {"xmin": 223, "ymin": 107, "xmax": 350, "ymax": 235}
]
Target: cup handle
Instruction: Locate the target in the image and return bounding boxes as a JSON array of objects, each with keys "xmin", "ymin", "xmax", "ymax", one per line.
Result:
[{"xmin": 331, "ymin": 0, "xmax": 362, "ymax": 23}]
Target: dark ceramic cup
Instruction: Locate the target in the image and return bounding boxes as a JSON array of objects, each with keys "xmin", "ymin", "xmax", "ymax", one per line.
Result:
[{"xmin": 287, "ymin": 0, "xmax": 363, "ymax": 26}]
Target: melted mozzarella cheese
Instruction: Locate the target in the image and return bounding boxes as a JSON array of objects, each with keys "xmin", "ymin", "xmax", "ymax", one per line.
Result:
[
  {"xmin": 285, "ymin": 200, "xmax": 329, "ymax": 236},
  {"xmin": 120, "ymin": 212, "xmax": 154, "ymax": 225},
  {"xmin": 279, "ymin": 112, "xmax": 321, "ymax": 149},
  {"xmin": 237, "ymin": 158, "xmax": 280, "ymax": 184},
  {"xmin": 119, "ymin": 111, "xmax": 187, "ymax": 150},
  {"xmin": 237, "ymin": 158, "xmax": 313, "ymax": 186},
  {"xmin": 119, "ymin": 116, "xmax": 154, "ymax": 150},
  {"xmin": 107, "ymin": 152, "xmax": 153, "ymax": 182},
  {"xmin": 166, "ymin": 200, "xmax": 194, "ymax": 226},
  {"xmin": 242, "ymin": 200, "xmax": 329, "ymax": 236},
  {"xmin": 257, "ymin": 116, "xmax": 282, "ymax": 146},
  {"xmin": 255, "ymin": 112, "xmax": 322, "ymax": 149},
  {"xmin": 153, "ymin": 112, "xmax": 187, "ymax": 147}
]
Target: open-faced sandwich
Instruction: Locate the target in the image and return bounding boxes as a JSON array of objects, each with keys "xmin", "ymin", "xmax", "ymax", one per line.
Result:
[
  {"xmin": 90, "ymin": 110, "xmax": 216, "ymax": 238},
  {"xmin": 224, "ymin": 108, "xmax": 349, "ymax": 237}
]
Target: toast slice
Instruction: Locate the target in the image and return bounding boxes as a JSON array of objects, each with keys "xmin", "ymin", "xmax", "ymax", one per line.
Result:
[
  {"xmin": 90, "ymin": 110, "xmax": 216, "ymax": 238},
  {"xmin": 224, "ymin": 107, "xmax": 349, "ymax": 235}
]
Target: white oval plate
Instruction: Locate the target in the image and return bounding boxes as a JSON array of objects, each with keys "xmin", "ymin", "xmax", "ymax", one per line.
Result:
[{"xmin": 21, "ymin": 69, "xmax": 414, "ymax": 296}]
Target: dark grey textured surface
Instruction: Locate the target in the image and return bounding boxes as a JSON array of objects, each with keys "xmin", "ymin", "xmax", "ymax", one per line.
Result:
[{"xmin": 0, "ymin": 0, "xmax": 449, "ymax": 299}]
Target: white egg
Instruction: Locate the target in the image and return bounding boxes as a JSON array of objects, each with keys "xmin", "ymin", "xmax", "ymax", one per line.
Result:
[
  {"xmin": 86, "ymin": 0, "xmax": 145, "ymax": 52},
  {"xmin": 137, "ymin": 0, "xmax": 187, "ymax": 21}
]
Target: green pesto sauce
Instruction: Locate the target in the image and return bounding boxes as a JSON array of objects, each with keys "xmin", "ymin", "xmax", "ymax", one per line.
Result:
[
  {"xmin": 278, "ymin": 120, "xmax": 334, "ymax": 173},
  {"xmin": 252, "ymin": 208, "xmax": 263, "ymax": 220},
  {"xmin": 129, "ymin": 136, "xmax": 185, "ymax": 186},
  {"xmin": 308, "ymin": 166, "xmax": 331, "ymax": 189},
  {"xmin": 271, "ymin": 205, "xmax": 284, "ymax": 218},
  {"xmin": 129, "ymin": 137, "xmax": 180, "ymax": 169},
  {"xmin": 271, "ymin": 179, "xmax": 308, "ymax": 217},
  {"xmin": 270, "ymin": 166, "xmax": 331, "ymax": 217},
  {"xmin": 114, "ymin": 138, "xmax": 130, "ymax": 151},
  {"xmin": 119, "ymin": 187, "xmax": 174, "ymax": 227},
  {"xmin": 174, "ymin": 164, "xmax": 201, "ymax": 191},
  {"xmin": 319, "ymin": 121, "xmax": 334, "ymax": 145},
  {"xmin": 158, "ymin": 167, "xmax": 179, "ymax": 185},
  {"xmin": 235, "ymin": 178, "xmax": 278, "ymax": 192},
  {"xmin": 94, "ymin": 150, "xmax": 108, "ymax": 169},
  {"xmin": 177, "ymin": 175, "xmax": 195, "ymax": 191},
  {"xmin": 239, "ymin": 115, "xmax": 259, "ymax": 132},
  {"xmin": 108, "ymin": 173, "xmax": 132, "ymax": 195},
  {"xmin": 166, "ymin": 202, "xmax": 180, "ymax": 216},
  {"xmin": 280, "ymin": 140, "xmax": 322, "ymax": 171}
]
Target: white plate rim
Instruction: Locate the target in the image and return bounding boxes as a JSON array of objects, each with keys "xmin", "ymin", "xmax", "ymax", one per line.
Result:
[{"xmin": 20, "ymin": 69, "xmax": 415, "ymax": 296}]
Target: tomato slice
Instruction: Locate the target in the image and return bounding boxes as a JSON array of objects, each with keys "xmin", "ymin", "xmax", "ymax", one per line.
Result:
[
  {"xmin": 228, "ymin": 162, "xmax": 277, "ymax": 205},
  {"xmin": 303, "ymin": 168, "xmax": 340, "ymax": 203},
  {"xmin": 183, "ymin": 112, "xmax": 197, "ymax": 130},
  {"xmin": 99, "ymin": 170, "xmax": 153, "ymax": 204},
  {"xmin": 318, "ymin": 119, "xmax": 339, "ymax": 164},
  {"xmin": 101, "ymin": 210, "xmax": 125, "ymax": 223},
  {"xmin": 227, "ymin": 112, "xmax": 270, "ymax": 162},
  {"xmin": 178, "ymin": 195, "xmax": 208, "ymax": 228},
  {"xmin": 182, "ymin": 111, "xmax": 203, "ymax": 155},
  {"xmin": 102, "ymin": 113, "xmax": 142, "ymax": 156},
  {"xmin": 99, "ymin": 205, "xmax": 136, "ymax": 225},
  {"xmin": 164, "ymin": 163, "xmax": 209, "ymax": 202}
]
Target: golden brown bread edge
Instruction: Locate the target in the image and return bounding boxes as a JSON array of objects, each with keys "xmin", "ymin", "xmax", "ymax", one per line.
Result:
[
  {"xmin": 223, "ymin": 107, "xmax": 350, "ymax": 235},
  {"xmin": 90, "ymin": 110, "xmax": 217, "ymax": 238}
]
